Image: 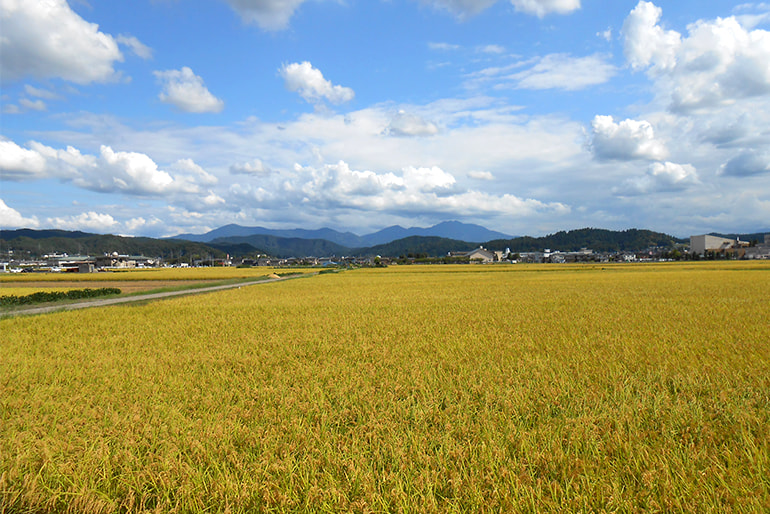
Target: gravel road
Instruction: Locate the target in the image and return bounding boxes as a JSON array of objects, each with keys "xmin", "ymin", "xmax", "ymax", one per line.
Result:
[{"xmin": 1, "ymin": 274, "xmax": 303, "ymax": 318}]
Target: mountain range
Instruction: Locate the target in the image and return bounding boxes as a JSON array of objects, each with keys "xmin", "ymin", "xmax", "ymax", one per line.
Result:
[
  {"xmin": 1, "ymin": 224, "xmax": 701, "ymax": 261},
  {"xmin": 172, "ymin": 221, "xmax": 513, "ymax": 247}
]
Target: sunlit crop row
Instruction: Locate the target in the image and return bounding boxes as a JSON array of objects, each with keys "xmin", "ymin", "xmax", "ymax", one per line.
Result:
[{"xmin": 1, "ymin": 262, "xmax": 768, "ymax": 512}]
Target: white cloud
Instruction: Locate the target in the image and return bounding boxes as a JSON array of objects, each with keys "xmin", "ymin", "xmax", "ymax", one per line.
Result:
[
  {"xmin": 202, "ymin": 191, "xmax": 226, "ymax": 207},
  {"xmin": 421, "ymin": 0, "xmax": 498, "ymax": 19},
  {"xmin": 0, "ymin": 139, "xmax": 47, "ymax": 179},
  {"xmin": 0, "ymin": 0, "xmax": 123, "ymax": 84},
  {"xmin": 280, "ymin": 62, "xmax": 354, "ymax": 105},
  {"xmin": 0, "ymin": 139, "xmax": 221, "ymax": 196},
  {"xmin": 598, "ymin": 28, "xmax": 612, "ymax": 42},
  {"xmin": 90, "ymin": 146, "xmax": 176, "ymax": 194},
  {"xmin": 28, "ymin": 142, "xmax": 95, "ymax": 180},
  {"xmin": 0, "ymin": 198, "xmax": 39, "ymax": 228},
  {"xmin": 299, "ymin": 161, "xmax": 405, "ymax": 198},
  {"xmin": 9, "ymin": 98, "xmax": 592, "ymax": 234},
  {"xmin": 229, "ymin": 183, "xmax": 274, "ymax": 204},
  {"xmin": 116, "ymin": 34, "xmax": 153, "ymax": 59},
  {"xmin": 295, "ymin": 160, "xmax": 568, "ymax": 218},
  {"xmin": 386, "ymin": 110, "xmax": 439, "ymax": 137},
  {"xmin": 509, "ymin": 0, "xmax": 580, "ymax": 18},
  {"xmin": 422, "ymin": 0, "xmax": 580, "ymax": 19},
  {"xmin": 622, "ymin": 1, "xmax": 680, "ymax": 72},
  {"xmin": 468, "ymin": 170, "xmax": 495, "ymax": 180},
  {"xmin": 511, "ymin": 53, "xmax": 616, "ymax": 90},
  {"xmin": 698, "ymin": 113, "xmax": 753, "ymax": 146},
  {"xmin": 403, "ymin": 165, "xmax": 458, "ymax": 194},
  {"xmin": 24, "ymin": 85, "xmax": 59, "ymax": 100},
  {"xmin": 18, "ymin": 98, "xmax": 46, "ymax": 111},
  {"xmin": 429, "ymin": 42, "xmax": 461, "ymax": 51},
  {"xmin": 171, "ymin": 158, "xmax": 218, "ymax": 186},
  {"xmin": 124, "ymin": 217, "xmax": 149, "ymax": 233},
  {"xmin": 589, "ymin": 115, "xmax": 669, "ymax": 161},
  {"xmin": 223, "ymin": 0, "xmax": 308, "ymax": 31},
  {"xmin": 614, "ymin": 161, "xmax": 698, "ymax": 195},
  {"xmin": 154, "ymin": 67, "xmax": 224, "ymax": 113},
  {"xmin": 479, "ymin": 44, "xmax": 505, "ymax": 54},
  {"xmin": 47, "ymin": 211, "xmax": 118, "ymax": 232},
  {"xmin": 623, "ymin": 1, "xmax": 770, "ymax": 112},
  {"xmin": 719, "ymin": 150, "xmax": 770, "ymax": 176},
  {"xmin": 230, "ymin": 159, "xmax": 271, "ymax": 176}
]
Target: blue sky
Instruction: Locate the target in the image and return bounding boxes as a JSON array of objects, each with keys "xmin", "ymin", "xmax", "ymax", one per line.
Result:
[{"xmin": 2, "ymin": 0, "xmax": 770, "ymax": 238}]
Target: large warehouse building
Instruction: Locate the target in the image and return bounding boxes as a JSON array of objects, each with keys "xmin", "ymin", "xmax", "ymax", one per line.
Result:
[{"xmin": 689, "ymin": 235, "xmax": 738, "ymax": 255}]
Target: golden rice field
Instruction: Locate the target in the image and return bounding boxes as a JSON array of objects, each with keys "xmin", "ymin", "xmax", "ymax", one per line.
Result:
[
  {"xmin": 1, "ymin": 262, "xmax": 769, "ymax": 512},
  {"xmin": 0, "ymin": 286, "xmax": 80, "ymax": 296},
  {"xmin": 0, "ymin": 266, "xmax": 308, "ymax": 284}
]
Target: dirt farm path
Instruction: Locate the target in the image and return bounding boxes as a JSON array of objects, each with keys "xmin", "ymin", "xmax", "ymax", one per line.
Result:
[{"xmin": 1, "ymin": 273, "xmax": 306, "ymax": 318}]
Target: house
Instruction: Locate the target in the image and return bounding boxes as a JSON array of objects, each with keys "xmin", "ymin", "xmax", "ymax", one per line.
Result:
[
  {"xmin": 466, "ymin": 246, "xmax": 497, "ymax": 263},
  {"xmin": 95, "ymin": 253, "xmax": 157, "ymax": 269},
  {"xmin": 743, "ymin": 234, "xmax": 770, "ymax": 259}
]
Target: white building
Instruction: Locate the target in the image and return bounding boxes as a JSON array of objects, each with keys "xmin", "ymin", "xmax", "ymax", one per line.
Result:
[{"xmin": 690, "ymin": 235, "xmax": 736, "ymax": 255}]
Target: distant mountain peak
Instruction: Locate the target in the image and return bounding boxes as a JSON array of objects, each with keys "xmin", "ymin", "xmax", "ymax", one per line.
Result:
[{"xmin": 172, "ymin": 221, "xmax": 512, "ymax": 247}]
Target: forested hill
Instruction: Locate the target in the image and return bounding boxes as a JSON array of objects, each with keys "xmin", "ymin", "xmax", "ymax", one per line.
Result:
[
  {"xmin": 208, "ymin": 234, "xmax": 349, "ymax": 259},
  {"xmin": 0, "ymin": 230, "xmax": 225, "ymax": 260},
  {"xmin": 357, "ymin": 236, "xmax": 476, "ymax": 258},
  {"xmin": 2, "ymin": 227, "xmax": 689, "ymax": 260},
  {"xmin": 486, "ymin": 228, "xmax": 686, "ymax": 253}
]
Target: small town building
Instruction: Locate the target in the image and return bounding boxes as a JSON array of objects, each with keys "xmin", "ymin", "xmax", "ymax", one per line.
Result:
[
  {"xmin": 690, "ymin": 235, "xmax": 736, "ymax": 255},
  {"xmin": 466, "ymin": 247, "xmax": 497, "ymax": 263}
]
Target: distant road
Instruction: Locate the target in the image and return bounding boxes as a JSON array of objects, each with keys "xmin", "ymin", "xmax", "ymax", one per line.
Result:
[{"xmin": 1, "ymin": 273, "xmax": 306, "ymax": 318}]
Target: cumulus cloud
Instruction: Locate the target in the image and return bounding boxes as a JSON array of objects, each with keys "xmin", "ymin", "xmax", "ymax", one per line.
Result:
[
  {"xmin": 623, "ymin": 1, "xmax": 770, "ymax": 111},
  {"xmin": 614, "ymin": 161, "xmax": 698, "ymax": 195},
  {"xmin": 202, "ymin": 191, "xmax": 226, "ymax": 207},
  {"xmin": 229, "ymin": 183, "xmax": 274, "ymax": 204},
  {"xmin": 622, "ymin": 1, "xmax": 680, "ymax": 72},
  {"xmin": 223, "ymin": 0, "xmax": 308, "ymax": 31},
  {"xmin": 0, "ymin": 139, "xmax": 48, "ymax": 179},
  {"xmin": 230, "ymin": 159, "xmax": 271, "ymax": 176},
  {"xmin": 589, "ymin": 115, "xmax": 669, "ymax": 161},
  {"xmin": 295, "ymin": 160, "xmax": 568, "ymax": 217},
  {"xmin": 300, "ymin": 161, "xmax": 405, "ymax": 198},
  {"xmin": 422, "ymin": 0, "xmax": 580, "ymax": 19},
  {"xmin": 47, "ymin": 211, "xmax": 118, "ymax": 232},
  {"xmin": 386, "ymin": 110, "xmax": 439, "ymax": 137},
  {"xmin": 171, "ymin": 158, "xmax": 218, "ymax": 186},
  {"xmin": 0, "ymin": 139, "xmax": 220, "ymax": 196},
  {"xmin": 154, "ymin": 67, "xmax": 224, "ymax": 113},
  {"xmin": 0, "ymin": 198, "xmax": 39, "ymax": 228},
  {"xmin": 511, "ymin": 53, "xmax": 616, "ymax": 90},
  {"xmin": 89, "ymin": 146, "xmax": 176, "ymax": 194},
  {"xmin": 719, "ymin": 150, "xmax": 770, "ymax": 176},
  {"xmin": 0, "ymin": 0, "xmax": 123, "ymax": 84},
  {"xmin": 280, "ymin": 62, "xmax": 354, "ymax": 105}
]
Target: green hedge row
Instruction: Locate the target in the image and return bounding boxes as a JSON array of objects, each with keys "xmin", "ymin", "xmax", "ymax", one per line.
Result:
[{"xmin": 0, "ymin": 288, "xmax": 122, "ymax": 307}]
